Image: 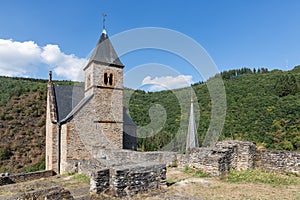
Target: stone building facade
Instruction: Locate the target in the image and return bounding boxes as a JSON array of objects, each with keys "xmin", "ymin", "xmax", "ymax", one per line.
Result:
[{"xmin": 46, "ymin": 29, "xmax": 137, "ymax": 174}]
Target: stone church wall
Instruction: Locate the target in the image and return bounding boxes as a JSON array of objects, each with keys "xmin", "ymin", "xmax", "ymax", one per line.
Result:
[{"xmin": 45, "ymin": 84, "xmax": 58, "ymax": 173}]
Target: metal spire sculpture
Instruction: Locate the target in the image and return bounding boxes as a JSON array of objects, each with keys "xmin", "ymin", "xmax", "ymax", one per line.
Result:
[{"xmin": 186, "ymin": 95, "xmax": 199, "ymax": 152}]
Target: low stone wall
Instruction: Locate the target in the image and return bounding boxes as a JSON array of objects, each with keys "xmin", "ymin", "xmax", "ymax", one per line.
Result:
[
  {"xmin": 110, "ymin": 162, "xmax": 166, "ymax": 197},
  {"xmin": 184, "ymin": 140, "xmax": 256, "ymax": 176},
  {"xmin": 215, "ymin": 140, "xmax": 256, "ymax": 170},
  {"xmin": 0, "ymin": 170, "xmax": 54, "ymax": 186},
  {"xmin": 90, "ymin": 169, "xmax": 110, "ymax": 194},
  {"xmin": 255, "ymin": 150, "xmax": 300, "ymax": 174},
  {"xmin": 18, "ymin": 186, "xmax": 73, "ymax": 200},
  {"xmin": 92, "ymin": 140, "xmax": 256, "ymax": 177},
  {"xmin": 92, "ymin": 148, "xmax": 177, "ymax": 167},
  {"xmin": 82, "ymin": 160, "xmax": 166, "ymax": 197},
  {"xmin": 187, "ymin": 147, "xmax": 231, "ymax": 176}
]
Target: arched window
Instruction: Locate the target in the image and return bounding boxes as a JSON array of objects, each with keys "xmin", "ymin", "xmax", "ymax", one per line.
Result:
[
  {"xmin": 109, "ymin": 74, "xmax": 113, "ymax": 85},
  {"xmin": 104, "ymin": 73, "xmax": 108, "ymax": 85}
]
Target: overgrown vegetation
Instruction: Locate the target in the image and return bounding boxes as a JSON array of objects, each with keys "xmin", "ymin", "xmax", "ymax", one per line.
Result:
[{"xmin": 222, "ymin": 170, "xmax": 300, "ymax": 186}]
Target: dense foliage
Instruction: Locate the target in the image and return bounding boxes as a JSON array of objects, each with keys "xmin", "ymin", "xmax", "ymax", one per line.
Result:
[
  {"xmin": 0, "ymin": 76, "xmax": 74, "ymax": 173},
  {"xmin": 126, "ymin": 66, "xmax": 300, "ymax": 151}
]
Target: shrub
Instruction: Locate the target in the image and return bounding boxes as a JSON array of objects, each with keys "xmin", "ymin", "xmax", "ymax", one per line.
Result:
[{"xmin": 0, "ymin": 147, "xmax": 12, "ymax": 160}]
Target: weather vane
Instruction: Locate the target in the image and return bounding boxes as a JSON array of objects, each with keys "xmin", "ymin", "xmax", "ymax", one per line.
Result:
[{"xmin": 102, "ymin": 13, "xmax": 107, "ymax": 30}]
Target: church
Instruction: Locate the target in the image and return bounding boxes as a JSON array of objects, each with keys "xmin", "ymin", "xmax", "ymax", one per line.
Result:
[{"xmin": 46, "ymin": 27, "xmax": 137, "ymax": 174}]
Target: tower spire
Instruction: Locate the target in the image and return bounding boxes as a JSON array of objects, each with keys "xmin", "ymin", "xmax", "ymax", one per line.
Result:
[{"xmin": 102, "ymin": 13, "xmax": 107, "ymax": 34}]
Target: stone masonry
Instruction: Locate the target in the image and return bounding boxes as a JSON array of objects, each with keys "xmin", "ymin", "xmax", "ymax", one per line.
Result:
[
  {"xmin": 255, "ymin": 149, "xmax": 300, "ymax": 174},
  {"xmin": 46, "ymin": 29, "xmax": 136, "ymax": 174}
]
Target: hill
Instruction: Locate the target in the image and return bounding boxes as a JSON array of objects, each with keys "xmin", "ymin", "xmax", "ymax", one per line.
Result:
[
  {"xmin": 0, "ymin": 77, "xmax": 74, "ymax": 173},
  {"xmin": 0, "ymin": 66, "xmax": 299, "ymax": 173},
  {"xmin": 127, "ymin": 66, "xmax": 300, "ymax": 152}
]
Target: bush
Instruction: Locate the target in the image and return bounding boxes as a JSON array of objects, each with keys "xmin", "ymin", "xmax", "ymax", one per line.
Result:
[{"xmin": 0, "ymin": 147, "xmax": 12, "ymax": 160}]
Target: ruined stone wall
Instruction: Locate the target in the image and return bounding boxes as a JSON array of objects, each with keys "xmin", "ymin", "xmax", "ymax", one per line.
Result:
[
  {"xmin": 92, "ymin": 141, "xmax": 256, "ymax": 177},
  {"xmin": 88, "ymin": 162, "xmax": 166, "ymax": 197},
  {"xmin": 182, "ymin": 140, "xmax": 256, "ymax": 176},
  {"xmin": 215, "ymin": 140, "xmax": 256, "ymax": 170},
  {"xmin": 186, "ymin": 147, "xmax": 232, "ymax": 176},
  {"xmin": 255, "ymin": 150, "xmax": 300, "ymax": 174},
  {"xmin": 18, "ymin": 186, "xmax": 73, "ymax": 199},
  {"xmin": 0, "ymin": 170, "xmax": 54, "ymax": 186},
  {"xmin": 89, "ymin": 169, "xmax": 110, "ymax": 194},
  {"xmin": 110, "ymin": 163, "xmax": 166, "ymax": 197},
  {"xmin": 92, "ymin": 148, "xmax": 178, "ymax": 167}
]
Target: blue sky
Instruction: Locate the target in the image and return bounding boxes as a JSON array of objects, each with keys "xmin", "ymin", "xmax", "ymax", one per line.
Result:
[{"xmin": 0, "ymin": 0, "xmax": 299, "ymax": 90}]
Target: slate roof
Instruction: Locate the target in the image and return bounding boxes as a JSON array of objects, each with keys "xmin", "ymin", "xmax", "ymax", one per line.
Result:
[
  {"xmin": 89, "ymin": 30, "xmax": 124, "ymax": 67},
  {"xmin": 53, "ymin": 85, "xmax": 135, "ymax": 126},
  {"xmin": 123, "ymin": 107, "xmax": 136, "ymax": 126},
  {"xmin": 53, "ymin": 85, "xmax": 85, "ymax": 122}
]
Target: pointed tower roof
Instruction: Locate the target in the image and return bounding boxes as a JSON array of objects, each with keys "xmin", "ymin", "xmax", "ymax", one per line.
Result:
[
  {"xmin": 186, "ymin": 97, "xmax": 199, "ymax": 152},
  {"xmin": 88, "ymin": 29, "xmax": 124, "ymax": 68}
]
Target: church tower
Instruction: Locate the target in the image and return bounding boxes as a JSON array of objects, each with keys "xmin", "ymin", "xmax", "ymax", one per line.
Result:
[{"xmin": 83, "ymin": 28, "xmax": 124, "ymax": 149}]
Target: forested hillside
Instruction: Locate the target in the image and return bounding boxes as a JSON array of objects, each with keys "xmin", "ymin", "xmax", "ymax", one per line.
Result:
[
  {"xmin": 126, "ymin": 66, "xmax": 300, "ymax": 151},
  {"xmin": 0, "ymin": 66, "xmax": 299, "ymax": 173},
  {"xmin": 0, "ymin": 77, "xmax": 74, "ymax": 173}
]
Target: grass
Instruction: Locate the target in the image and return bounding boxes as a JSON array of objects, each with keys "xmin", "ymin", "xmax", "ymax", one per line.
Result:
[
  {"xmin": 183, "ymin": 166, "xmax": 207, "ymax": 178},
  {"xmin": 21, "ymin": 160, "xmax": 45, "ymax": 173},
  {"xmin": 170, "ymin": 161, "xmax": 178, "ymax": 168},
  {"xmin": 72, "ymin": 173, "xmax": 90, "ymax": 184},
  {"xmin": 61, "ymin": 172, "xmax": 75, "ymax": 177},
  {"xmin": 222, "ymin": 170, "xmax": 300, "ymax": 186}
]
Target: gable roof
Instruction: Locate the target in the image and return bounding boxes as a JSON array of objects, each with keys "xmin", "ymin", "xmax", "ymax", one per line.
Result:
[
  {"xmin": 52, "ymin": 85, "xmax": 136, "ymax": 127},
  {"xmin": 53, "ymin": 85, "xmax": 85, "ymax": 122},
  {"xmin": 88, "ymin": 30, "xmax": 124, "ymax": 67}
]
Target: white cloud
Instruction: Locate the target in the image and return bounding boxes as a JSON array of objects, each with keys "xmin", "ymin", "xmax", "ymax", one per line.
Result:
[
  {"xmin": 41, "ymin": 44, "xmax": 88, "ymax": 81},
  {"xmin": 0, "ymin": 38, "xmax": 88, "ymax": 81},
  {"xmin": 0, "ymin": 39, "xmax": 41, "ymax": 76},
  {"xmin": 142, "ymin": 75, "xmax": 194, "ymax": 91}
]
